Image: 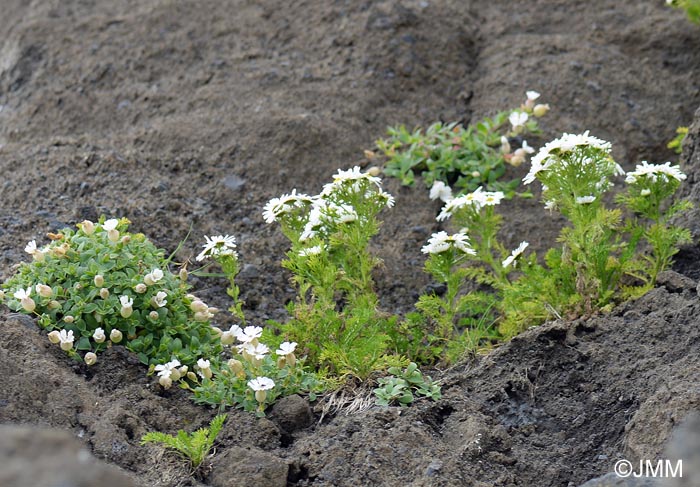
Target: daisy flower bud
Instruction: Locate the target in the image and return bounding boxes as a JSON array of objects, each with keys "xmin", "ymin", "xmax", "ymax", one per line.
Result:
[
  {"xmin": 110, "ymin": 329, "xmax": 123, "ymax": 343},
  {"xmin": 149, "ymin": 311, "xmax": 159, "ymax": 320},
  {"xmin": 93, "ymin": 327, "xmax": 106, "ymax": 343},
  {"xmin": 159, "ymin": 375, "xmax": 173, "ymax": 389},
  {"xmin": 134, "ymin": 283, "xmax": 147, "ymax": 293},
  {"xmin": 533, "ymin": 103, "xmax": 550, "ymax": 117},
  {"xmin": 64, "ymin": 315, "xmax": 75, "ymax": 323},
  {"xmin": 35, "ymin": 284, "xmax": 53, "ymax": 298},
  {"xmin": 48, "ymin": 330, "xmax": 61, "ymax": 344},
  {"xmin": 84, "ymin": 352, "xmax": 97, "ymax": 366},
  {"xmin": 99, "ymin": 288, "xmax": 110, "ymax": 300},
  {"xmin": 80, "ymin": 220, "xmax": 95, "ymax": 235},
  {"xmin": 94, "ymin": 275, "xmax": 105, "ymax": 287}
]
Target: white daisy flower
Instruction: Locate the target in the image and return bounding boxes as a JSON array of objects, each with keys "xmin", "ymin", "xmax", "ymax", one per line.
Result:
[
  {"xmin": 421, "ymin": 231, "xmax": 476, "ymax": 255},
  {"xmin": 196, "ymin": 235, "xmax": 237, "ymax": 261},
  {"xmin": 262, "ymin": 189, "xmax": 314, "ymax": 224},
  {"xmin": 298, "ymin": 245, "xmax": 325, "ymax": 257},
  {"xmin": 575, "ymin": 195, "xmax": 596, "ymax": 205},
  {"xmin": 502, "ymin": 241, "xmax": 529, "ymax": 268}
]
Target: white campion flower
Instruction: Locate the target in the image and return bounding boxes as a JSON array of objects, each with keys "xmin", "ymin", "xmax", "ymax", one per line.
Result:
[
  {"xmin": 120, "ymin": 295, "xmax": 134, "ymax": 318},
  {"xmin": 221, "ymin": 324, "xmax": 243, "ymax": 346},
  {"xmin": 429, "ymin": 181, "xmax": 453, "ymax": 203},
  {"xmin": 58, "ymin": 329, "xmax": 74, "ymax": 351},
  {"xmin": 196, "ymin": 235, "xmax": 238, "ymax": 262},
  {"xmin": 35, "ymin": 284, "xmax": 53, "ymax": 298},
  {"xmin": 298, "ymin": 244, "xmax": 325, "ymax": 257},
  {"xmin": 102, "ymin": 219, "xmax": 119, "ymax": 231},
  {"xmin": 151, "ymin": 291, "xmax": 167, "ymax": 308},
  {"xmin": 14, "ymin": 287, "xmax": 36, "ymax": 313},
  {"xmin": 155, "ymin": 359, "xmax": 181, "ymax": 379},
  {"xmin": 421, "ymin": 231, "xmax": 476, "ymax": 255},
  {"xmin": 509, "ymin": 111, "xmax": 529, "ymax": 132},
  {"xmin": 248, "ymin": 377, "xmax": 275, "ymax": 392},
  {"xmin": 24, "ymin": 240, "xmax": 45, "ymax": 261},
  {"xmin": 262, "ymin": 189, "xmax": 314, "ymax": 224},
  {"xmin": 502, "ymin": 241, "xmax": 529, "ymax": 269},
  {"xmin": 143, "ymin": 268, "xmax": 164, "ymax": 286},
  {"xmin": 276, "ymin": 341, "xmax": 297, "ymax": 356},
  {"xmin": 524, "ymin": 90, "xmax": 540, "ymax": 110},
  {"xmin": 575, "ymin": 195, "xmax": 596, "ymax": 205},
  {"xmin": 238, "ymin": 325, "xmax": 263, "ymax": 344},
  {"xmin": 93, "ymin": 327, "xmax": 106, "ymax": 343},
  {"xmin": 197, "ymin": 358, "xmax": 212, "ymax": 379}
]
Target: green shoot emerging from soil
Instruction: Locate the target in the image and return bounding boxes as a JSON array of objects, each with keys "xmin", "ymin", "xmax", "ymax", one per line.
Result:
[
  {"xmin": 141, "ymin": 414, "xmax": 227, "ymax": 471},
  {"xmin": 375, "ymin": 91, "xmax": 549, "ymax": 197}
]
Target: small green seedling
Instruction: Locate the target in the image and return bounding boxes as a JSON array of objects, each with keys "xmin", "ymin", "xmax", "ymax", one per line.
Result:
[
  {"xmin": 141, "ymin": 414, "xmax": 227, "ymax": 470},
  {"xmin": 374, "ymin": 362, "xmax": 441, "ymax": 407}
]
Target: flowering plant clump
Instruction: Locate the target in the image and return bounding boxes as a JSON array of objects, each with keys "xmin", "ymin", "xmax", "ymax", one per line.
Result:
[
  {"xmin": 375, "ymin": 91, "xmax": 550, "ymax": 197},
  {"xmin": 263, "ymin": 166, "xmax": 408, "ymax": 379},
  {"xmin": 423, "ymin": 131, "xmax": 691, "ymax": 340},
  {"xmin": 182, "ymin": 325, "xmax": 322, "ymax": 416},
  {"xmin": 1, "ymin": 218, "xmax": 222, "ymax": 367}
]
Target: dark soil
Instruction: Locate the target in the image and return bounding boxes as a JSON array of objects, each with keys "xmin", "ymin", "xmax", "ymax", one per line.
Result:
[{"xmin": 1, "ymin": 1, "xmax": 699, "ymax": 486}]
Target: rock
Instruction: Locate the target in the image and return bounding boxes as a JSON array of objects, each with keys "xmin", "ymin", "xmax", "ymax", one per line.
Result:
[
  {"xmin": 238, "ymin": 263, "xmax": 260, "ymax": 279},
  {"xmin": 223, "ymin": 174, "xmax": 246, "ymax": 191},
  {"xmin": 578, "ymin": 472, "xmax": 661, "ymax": 486},
  {"xmin": 268, "ymin": 394, "xmax": 313, "ymax": 433},
  {"xmin": 654, "ymin": 270, "xmax": 695, "ymax": 293},
  {"xmin": 0, "ymin": 424, "xmax": 135, "ymax": 487},
  {"xmin": 664, "ymin": 413, "xmax": 700, "ymax": 487},
  {"xmin": 209, "ymin": 446, "xmax": 288, "ymax": 487}
]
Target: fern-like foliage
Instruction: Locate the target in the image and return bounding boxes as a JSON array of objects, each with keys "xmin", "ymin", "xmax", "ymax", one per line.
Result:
[{"xmin": 141, "ymin": 414, "xmax": 227, "ymax": 469}]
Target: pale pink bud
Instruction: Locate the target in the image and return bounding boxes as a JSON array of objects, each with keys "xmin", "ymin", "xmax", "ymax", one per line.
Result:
[
  {"xmin": 99, "ymin": 288, "xmax": 110, "ymax": 299},
  {"xmin": 135, "ymin": 283, "xmax": 147, "ymax": 293},
  {"xmin": 94, "ymin": 275, "xmax": 104, "ymax": 287},
  {"xmin": 48, "ymin": 331, "xmax": 61, "ymax": 344},
  {"xmin": 533, "ymin": 103, "xmax": 550, "ymax": 117},
  {"xmin": 80, "ymin": 220, "xmax": 95, "ymax": 235},
  {"xmin": 159, "ymin": 376, "xmax": 173, "ymax": 389},
  {"xmin": 35, "ymin": 284, "xmax": 53, "ymax": 298},
  {"xmin": 64, "ymin": 315, "xmax": 75, "ymax": 323}
]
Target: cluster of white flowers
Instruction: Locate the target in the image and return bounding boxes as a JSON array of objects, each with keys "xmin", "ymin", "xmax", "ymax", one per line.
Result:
[
  {"xmin": 187, "ymin": 295, "xmax": 218, "ymax": 322},
  {"xmin": 264, "ymin": 166, "xmax": 394, "ymax": 243},
  {"xmin": 421, "ymin": 231, "xmax": 476, "ymax": 255},
  {"xmin": 523, "ymin": 131, "xmax": 615, "ymax": 185},
  {"xmin": 262, "ymin": 189, "xmax": 315, "ymax": 224},
  {"xmin": 436, "ymin": 187, "xmax": 504, "ymax": 221},
  {"xmin": 196, "ymin": 235, "xmax": 238, "ymax": 262},
  {"xmin": 320, "ymin": 165, "xmax": 382, "ymax": 196},
  {"xmin": 298, "ymin": 244, "xmax": 326, "ymax": 257},
  {"xmin": 502, "ymin": 241, "xmax": 529, "ymax": 268},
  {"xmin": 154, "ymin": 359, "xmax": 190, "ymax": 388},
  {"xmin": 624, "ymin": 161, "xmax": 687, "ymax": 185}
]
